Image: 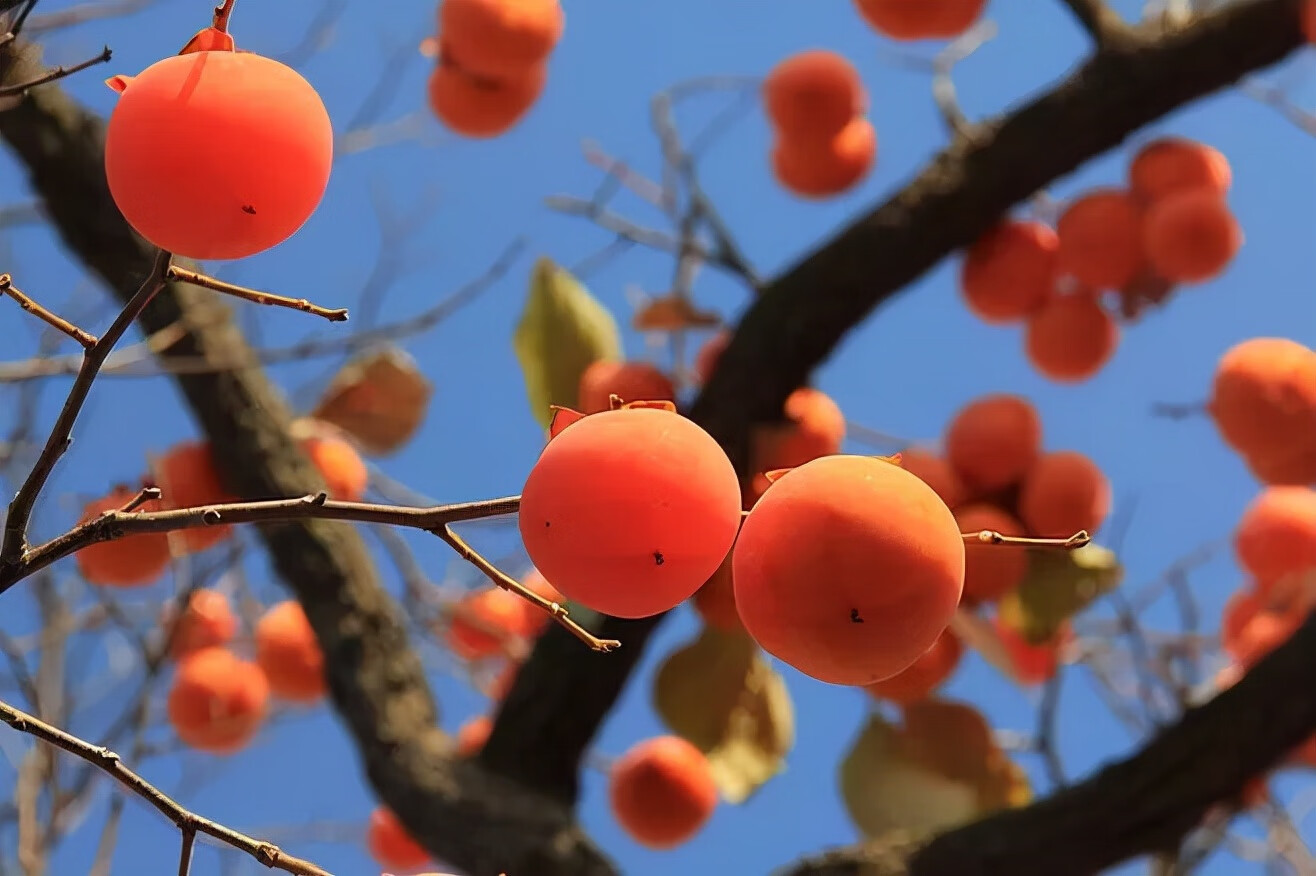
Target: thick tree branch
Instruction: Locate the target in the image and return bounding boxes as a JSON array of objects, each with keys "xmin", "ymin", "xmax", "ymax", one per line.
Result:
[
  {"xmin": 1058, "ymin": 0, "xmax": 1128, "ymax": 44},
  {"xmin": 0, "ymin": 40, "xmax": 614, "ymax": 876},
  {"xmin": 782, "ymin": 614, "xmax": 1316, "ymax": 876},
  {"xmin": 483, "ymin": 0, "xmax": 1307, "ymax": 815}
]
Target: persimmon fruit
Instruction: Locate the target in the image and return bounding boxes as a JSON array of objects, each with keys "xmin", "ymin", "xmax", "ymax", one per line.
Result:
[
  {"xmin": 864, "ymin": 628, "xmax": 962, "ymax": 704},
  {"xmin": 576, "ymin": 360, "xmax": 675, "ymax": 414},
  {"xmin": 366, "ymin": 805, "xmax": 431, "ymax": 872},
  {"xmin": 254, "ymin": 600, "xmax": 326, "ymax": 704},
  {"xmin": 438, "ymin": 0, "xmax": 564, "ymax": 79},
  {"xmin": 771, "ymin": 117, "xmax": 875, "ymax": 199},
  {"xmin": 153, "ymin": 441, "xmax": 238, "ymax": 552},
  {"xmin": 1024, "ymin": 291, "xmax": 1119, "ymax": 383},
  {"xmin": 168, "ymin": 589, "xmax": 238, "ymax": 660},
  {"xmin": 955, "ymin": 503, "xmax": 1029, "ymax": 604},
  {"xmin": 1018, "ymin": 450, "xmax": 1111, "ymax": 539},
  {"xmin": 609, "ymin": 736, "xmax": 718, "ymax": 849},
  {"xmin": 1056, "ymin": 189, "xmax": 1145, "ymax": 290},
  {"xmin": 944, "ymin": 394, "xmax": 1042, "ymax": 492},
  {"xmin": 763, "ymin": 50, "xmax": 866, "ymax": 142},
  {"xmin": 960, "ymin": 220, "xmax": 1058, "ymax": 324},
  {"xmin": 167, "ymin": 647, "xmax": 269, "ymax": 755},
  {"xmin": 427, "ymin": 62, "xmax": 545, "ymax": 139},
  {"xmin": 75, "ymin": 487, "xmax": 171, "ymax": 587}
]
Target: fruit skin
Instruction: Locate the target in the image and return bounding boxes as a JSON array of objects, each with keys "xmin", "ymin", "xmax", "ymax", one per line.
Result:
[
  {"xmin": 519, "ymin": 407, "xmax": 743, "ymax": 619},
  {"xmin": 692, "ymin": 551, "xmax": 742, "ymax": 632},
  {"xmin": 154, "ymin": 442, "xmax": 239, "ymax": 552},
  {"xmin": 733, "ymin": 454, "xmax": 965, "ymax": 686},
  {"xmin": 853, "ymin": 0, "xmax": 987, "ymax": 40},
  {"xmin": 445, "ymin": 586, "xmax": 543, "ymax": 659},
  {"xmin": 1234, "ymin": 487, "xmax": 1316, "ymax": 595},
  {"xmin": 1018, "ymin": 450, "xmax": 1111, "ymax": 539},
  {"xmin": 609, "ymin": 736, "xmax": 718, "ymax": 849},
  {"xmin": 167, "ymin": 589, "xmax": 238, "ymax": 660},
  {"xmin": 751, "ymin": 387, "xmax": 847, "ymax": 472},
  {"xmin": 254, "ymin": 600, "xmax": 326, "ymax": 704},
  {"xmin": 864, "ymin": 629, "xmax": 962, "ymax": 704},
  {"xmin": 1208, "ymin": 338, "xmax": 1316, "ymax": 484},
  {"xmin": 74, "ymin": 487, "xmax": 171, "ymax": 587},
  {"xmin": 772, "ymin": 117, "xmax": 876, "ymax": 199},
  {"xmin": 439, "ymin": 0, "xmax": 564, "ymax": 79},
  {"xmin": 960, "ymin": 221, "xmax": 1059, "ymax": 324},
  {"xmin": 1056, "ymin": 189, "xmax": 1145, "ymax": 290},
  {"xmin": 945, "ymin": 394, "xmax": 1042, "ymax": 492},
  {"xmin": 1129, "ymin": 138, "xmax": 1231, "ymax": 203},
  {"xmin": 366, "ymin": 805, "xmax": 431, "ymax": 871},
  {"xmin": 166, "ymin": 647, "xmax": 269, "ymax": 754},
  {"xmin": 763, "ymin": 50, "xmax": 866, "ymax": 142},
  {"xmin": 302, "ymin": 433, "xmax": 368, "ymax": 501},
  {"xmin": 105, "ymin": 51, "xmax": 333, "ymax": 261},
  {"xmin": 1142, "ymin": 189, "xmax": 1241, "ymax": 283},
  {"xmin": 1024, "ymin": 291, "xmax": 1119, "ymax": 383},
  {"xmin": 955, "ymin": 503, "xmax": 1029, "ymax": 604},
  {"xmin": 427, "ymin": 61, "xmax": 545, "ymax": 139},
  {"xmin": 576, "ymin": 360, "xmax": 675, "ymax": 414},
  {"xmin": 897, "ymin": 447, "xmax": 966, "ymax": 510}
]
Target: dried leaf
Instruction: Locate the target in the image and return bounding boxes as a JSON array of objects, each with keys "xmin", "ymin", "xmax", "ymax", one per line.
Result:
[
  {"xmin": 948, "ymin": 608, "xmax": 1021, "ymax": 683},
  {"xmin": 547, "ymin": 406, "xmax": 585, "ymax": 440},
  {"xmin": 178, "ymin": 26, "xmax": 235, "ymax": 55},
  {"xmin": 513, "ymin": 257, "xmax": 622, "ymax": 428},
  {"xmin": 311, "ymin": 345, "xmax": 433, "ymax": 456},
  {"xmin": 632, "ymin": 295, "xmax": 722, "ymax": 332},
  {"xmin": 997, "ymin": 543, "xmax": 1123, "ymax": 643},
  {"xmin": 653, "ymin": 626, "xmax": 794, "ymax": 804}
]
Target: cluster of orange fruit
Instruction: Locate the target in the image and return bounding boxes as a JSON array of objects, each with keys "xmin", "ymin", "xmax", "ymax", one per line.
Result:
[
  {"xmin": 426, "ymin": 0, "xmax": 564, "ymax": 139},
  {"xmin": 853, "ymin": 0, "xmax": 986, "ymax": 40},
  {"xmin": 960, "ymin": 138, "xmax": 1240, "ymax": 383}
]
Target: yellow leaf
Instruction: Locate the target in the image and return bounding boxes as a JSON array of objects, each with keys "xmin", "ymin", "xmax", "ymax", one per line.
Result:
[
  {"xmin": 652, "ymin": 626, "xmax": 794, "ymax": 804},
  {"xmin": 310, "ymin": 345, "xmax": 432, "ymax": 456},
  {"xmin": 998, "ymin": 543, "xmax": 1122, "ymax": 644},
  {"xmin": 513, "ymin": 258, "xmax": 622, "ymax": 428}
]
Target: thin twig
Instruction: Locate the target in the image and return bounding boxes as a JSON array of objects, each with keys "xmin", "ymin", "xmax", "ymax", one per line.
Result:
[
  {"xmin": 166, "ymin": 266, "xmax": 348, "ymax": 323},
  {"xmin": 963, "ymin": 528, "xmax": 1091, "ymax": 550},
  {"xmin": 0, "ymin": 45, "xmax": 109, "ymax": 97},
  {"xmin": 0, "ymin": 699, "xmax": 330, "ymax": 876},
  {"xmin": 0, "ymin": 274, "xmax": 96, "ymax": 348}
]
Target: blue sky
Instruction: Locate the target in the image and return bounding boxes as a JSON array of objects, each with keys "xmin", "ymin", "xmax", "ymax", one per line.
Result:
[{"xmin": 0, "ymin": 0, "xmax": 1314, "ymax": 874}]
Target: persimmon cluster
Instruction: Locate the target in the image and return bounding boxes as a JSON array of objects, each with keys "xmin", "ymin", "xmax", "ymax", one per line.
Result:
[
  {"xmin": 960, "ymin": 138, "xmax": 1240, "ymax": 383},
  {"xmin": 428, "ymin": 0, "xmax": 564, "ymax": 138},
  {"xmin": 852, "ymin": 0, "xmax": 986, "ymax": 40},
  {"xmin": 75, "ymin": 428, "xmax": 367, "ymax": 589},
  {"xmin": 1209, "ymin": 337, "xmax": 1316, "ymax": 487},
  {"xmin": 762, "ymin": 50, "xmax": 876, "ymax": 199}
]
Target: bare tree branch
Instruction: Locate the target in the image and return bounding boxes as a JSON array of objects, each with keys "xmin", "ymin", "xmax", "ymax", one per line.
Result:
[{"xmin": 1058, "ymin": 0, "xmax": 1130, "ymax": 43}]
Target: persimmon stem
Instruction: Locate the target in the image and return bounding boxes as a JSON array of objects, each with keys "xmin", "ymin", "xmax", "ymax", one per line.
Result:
[
  {"xmin": 211, "ymin": 0, "xmax": 237, "ymax": 33},
  {"xmin": 166, "ymin": 266, "xmax": 348, "ymax": 323},
  {"xmin": 434, "ymin": 525, "xmax": 622, "ymax": 653},
  {"xmin": 0, "ymin": 273, "xmax": 97, "ymax": 348},
  {"xmin": 963, "ymin": 529, "xmax": 1091, "ymax": 550}
]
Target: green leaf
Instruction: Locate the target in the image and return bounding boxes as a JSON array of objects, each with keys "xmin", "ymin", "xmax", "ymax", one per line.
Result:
[
  {"xmin": 652, "ymin": 625, "xmax": 794, "ymax": 804},
  {"xmin": 998, "ymin": 543, "xmax": 1123, "ymax": 644},
  {"xmin": 838, "ymin": 699, "xmax": 1032, "ymax": 840},
  {"xmin": 512, "ymin": 257, "xmax": 622, "ymax": 428}
]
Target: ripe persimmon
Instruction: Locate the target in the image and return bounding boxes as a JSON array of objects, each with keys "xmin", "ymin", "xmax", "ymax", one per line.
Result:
[
  {"xmin": 1129, "ymin": 137, "xmax": 1231, "ymax": 203},
  {"xmin": 692, "ymin": 551, "xmax": 741, "ymax": 632},
  {"xmin": 897, "ymin": 447, "xmax": 967, "ymax": 510},
  {"xmin": 104, "ymin": 49, "xmax": 332, "ymax": 260},
  {"xmin": 1056, "ymin": 189, "xmax": 1146, "ymax": 290},
  {"xmin": 74, "ymin": 487, "xmax": 171, "ymax": 587},
  {"xmin": 1234, "ymin": 487, "xmax": 1316, "ymax": 595},
  {"xmin": 167, "ymin": 647, "xmax": 269, "ymax": 755},
  {"xmin": 750, "ymin": 387, "xmax": 847, "ymax": 472},
  {"xmin": 771, "ymin": 117, "xmax": 876, "ymax": 199},
  {"xmin": 1208, "ymin": 338, "xmax": 1316, "ymax": 480},
  {"xmin": 153, "ymin": 441, "xmax": 238, "ymax": 552},
  {"xmin": 955, "ymin": 503, "xmax": 1029, "ymax": 604},
  {"xmin": 445, "ymin": 586, "xmax": 536, "ymax": 659},
  {"xmin": 734, "ymin": 454, "xmax": 964, "ymax": 685},
  {"xmin": 577, "ymin": 360, "xmax": 676, "ymax": 414},
  {"xmin": 427, "ymin": 61, "xmax": 545, "ymax": 139},
  {"xmin": 302, "ymin": 433, "xmax": 368, "ymax": 501},
  {"xmin": 1024, "ymin": 291, "xmax": 1119, "ymax": 383},
  {"xmin": 455, "ymin": 715, "xmax": 493, "ymax": 756},
  {"xmin": 853, "ymin": 0, "xmax": 987, "ymax": 40},
  {"xmin": 945, "ymin": 394, "xmax": 1042, "ymax": 492},
  {"xmin": 167, "ymin": 589, "xmax": 238, "ymax": 660},
  {"xmin": 960, "ymin": 221, "xmax": 1059, "ymax": 324},
  {"xmin": 1142, "ymin": 189, "xmax": 1241, "ymax": 283},
  {"xmin": 254, "ymin": 600, "xmax": 326, "ymax": 704},
  {"xmin": 609, "ymin": 736, "xmax": 718, "ymax": 849},
  {"xmin": 519, "ymin": 407, "xmax": 742, "ymax": 618},
  {"xmin": 366, "ymin": 805, "xmax": 431, "ymax": 872},
  {"xmin": 763, "ymin": 50, "xmax": 866, "ymax": 142},
  {"xmin": 864, "ymin": 628, "xmax": 962, "ymax": 704},
  {"xmin": 438, "ymin": 0, "xmax": 564, "ymax": 79},
  {"xmin": 1018, "ymin": 450, "xmax": 1111, "ymax": 539}
]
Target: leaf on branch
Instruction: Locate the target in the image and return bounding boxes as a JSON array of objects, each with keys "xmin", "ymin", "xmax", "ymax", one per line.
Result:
[
  {"xmin": 652, "ymin": 625, "xmax": 794, "ymax": 804},
  {"xmin": 311, "ymin": 345, "xmax": 432, "ymax": 456},
  {"xmin": 839, "ymin": 700, "xmax": 1031, "ymax": 840},
  {"xmin": 997, "ymin": 543, "xmax": 1123, "ymax": 643},
  {"xmin": 632, "ymin": 295, "xmax": 722, "ymax": 332},
  {"xmin": 513, "ymin": 257, "xmax": 622, "ymax": 428}
]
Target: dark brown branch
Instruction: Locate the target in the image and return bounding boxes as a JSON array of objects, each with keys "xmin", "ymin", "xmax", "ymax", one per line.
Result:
[
  {"xmin": 1058, "ymin": 0, "xmax": 1128, "ymax": 43},
  {"xmin": 0, "ymin": 39, "xmax": 615, "ymax": 876}
]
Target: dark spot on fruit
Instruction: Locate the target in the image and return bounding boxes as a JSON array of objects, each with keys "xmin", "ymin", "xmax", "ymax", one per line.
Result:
[
  {"xmin": 850, "ymin": 608, "xmax": 864, "ymax": 624},
  {"xmin": 653, "ymin": 551, "xmax": 665, "ymax": 566},
  {"xmin": 242, "ymin": 205, "xmax": 257, "ymax": 215},
  {"xmin": 544, "ymin": 520, "xmax": 551, "ymax": 527}
]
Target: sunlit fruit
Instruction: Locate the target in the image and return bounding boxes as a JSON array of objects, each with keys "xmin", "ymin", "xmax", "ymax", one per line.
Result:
[
  {"xmin": 366, "ymin": 805, "xmax": 431, "ymax": 872},
  {"xmin": 1142, "ymin": 189, "xmax": 1241, "ymax": 283},
  {"xmin": 771, "ymin": 117, "xmax": 876, "ymax": 199},
  {"xmin": 445, "ymin": 586, "xmax": 539, "ymax": 659},
  {"xmin": 153, "ymin": 441, "xmax": 239, "ymax": 552},
  {"xmin": 609, "ymin": 736, "xmax": 718, "ymax": 849},
  {"xmin": 577, "ymin": 359, "xmax": 676, "ymax": 414},
  {"xmin": 254, "ymin": 600, "xmax": 326, "ymax": 704},
  {"xmin": 955, "ymin": 503, "xmax": 1029, "ymax": 604},
  {"xmin": 1129, "ymin": 137, "xmax": 1231, "ymax": 203},
  {"xmin": 864, "ymin": 628, "xmax": 962, "ymax": 703},
  {"xmin": 104, "ymin": 49, "xmax": 333, "ymax": 260},
  {"xmin": 750, "ymin": 387, "xmax": 847, "ymax": 472},
  {"xmin": 1024, "ymin": 291, "xmax": 1119, "ymax": 383},
  {"xmin": 166, "ymin": 647, "xmax": 268, "ymax": 754},
  {"xmin": 1234, "ymin": 487, "xmax": 1316, "ymax": 596},
  {"xmin": 763, "ymin": 50, "xmax": 866, "ymax": 142},
  {"xmin": 1056, "ymin": 189, "xmax": 1145, "ymax": 290},
  {"xmin": 302, "ymin": 432, "xmax": 368, "ymax": 501},
  {"xmin": 1018, "ymin": 450, "xmax": 1111, "ymax": 539},
  {"xmin": 1208, "ymin": 338, "xmax": 1316, "ymax": 485},
  {"xmin": 167, "ymin": 589, "xmax": 238, "ymax": 660},
  {"xmin": 74, "ymin": 487, "xmax": 171, "ymax": 587},
  {"xmin": 427, "ymin": 62, "xmax": 545, "ymax": 139},
  {"xmin": 896, "ymin": 447, "xmax": 966, "ymax": 510},
  {"xmin": 519, "ymin": 407, "xmax": 742, "ymax": 618},
  {"xmin": 960, "ymin": 220, "xmax": 1058, "ymax": 324},
  {"xmin": 853, "ymin": 0, "xmax": 987, "ymax": 40},
  {"xmin": 438, "ymin": 0, "xmax": 564, "ymax": 79},
  {"xmin": 944, "ymin": 394, "xmax": 1042, "ymax": 492},
  {"xmin": 733, "ymin": 454, "xmax": 965, "ymax": 686}
]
